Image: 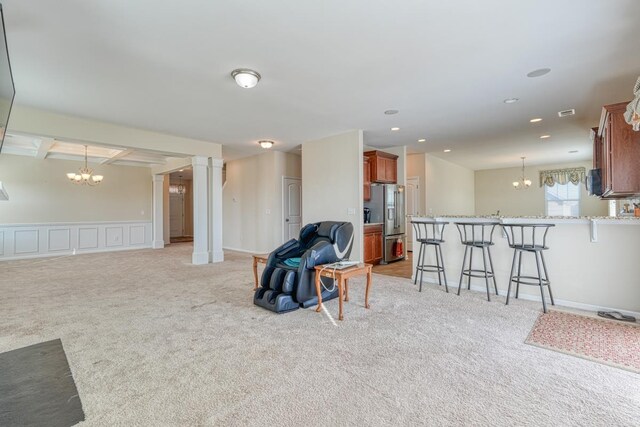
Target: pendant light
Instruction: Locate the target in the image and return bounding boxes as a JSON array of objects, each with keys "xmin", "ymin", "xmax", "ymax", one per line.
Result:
[{"xmin": 512, "ymin": 157, "xmax": 532, "ymax": 190}]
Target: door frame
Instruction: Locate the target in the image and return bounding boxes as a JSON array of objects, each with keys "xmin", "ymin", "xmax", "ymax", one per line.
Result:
[
  {"xmin": 281, "ymin": 176, "xmax": 302, "ymax": 243},
  {"xmin": 406, "ymin": 176, "xmax": 421, "ymax": 252}
]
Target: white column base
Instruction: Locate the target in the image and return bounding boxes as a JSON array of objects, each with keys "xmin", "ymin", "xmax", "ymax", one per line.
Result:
[
  {"xmin": 211, "ymin": 250, "xmax": 224, "ymax": 263},
  {"xmin": 152, "ymin": 240, "xmax": 165, "ymax": 249},
  {"xmin": 192, "ymin": 251, "xmax": 209, "ymax": 265}
]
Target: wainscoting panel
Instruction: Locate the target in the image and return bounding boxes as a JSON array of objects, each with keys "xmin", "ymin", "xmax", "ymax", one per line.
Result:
[{"xmin": 0, "ymin": 221, "xmax": 152, "ymax": 261}]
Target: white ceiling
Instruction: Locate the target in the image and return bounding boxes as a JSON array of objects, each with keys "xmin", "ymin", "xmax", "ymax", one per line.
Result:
[{"xmin": 3, "ymin": 0, "xmax": 640, "ymax": 169}]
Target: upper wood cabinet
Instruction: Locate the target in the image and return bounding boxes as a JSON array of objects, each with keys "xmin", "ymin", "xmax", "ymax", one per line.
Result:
[
  {"xmin": 363, "ymin": 156, "xmax": 371, "ymax": 201},
  {"xmin": 364, "ymin": 150, "xmax": 398, "ymax": 184},
  {"xmin": 595, "ymin": 102, "xmax": 640, "ymax": 198}
]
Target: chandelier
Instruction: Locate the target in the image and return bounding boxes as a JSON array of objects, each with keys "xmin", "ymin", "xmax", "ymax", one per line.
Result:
[
  {"xmin": 169, "ymin": 175, "xmax": 186, "ymax": 194},
  {"xmin": 66, "ymin": 145, "xmax": 104, "ymax": 186},
  {"xmin": 512, "ymin": 157, "xmax": 531, "ymax": 190}
]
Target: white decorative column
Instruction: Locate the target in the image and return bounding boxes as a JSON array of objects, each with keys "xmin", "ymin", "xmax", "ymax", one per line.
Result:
[
  {"xmin": 151, "ymin": 174, "xmax": 165, "ymax": 249},
  {"xmin": 210, "ymin": 158, "xmax": 224, "ymax": 263},
  {"xmin": 192, "ymin": 156, "xmax": 209, "ymax": 264}
]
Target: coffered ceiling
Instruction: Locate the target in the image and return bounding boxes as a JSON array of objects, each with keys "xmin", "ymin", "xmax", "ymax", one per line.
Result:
[{"xmin": 2, "ymin": 0, "xmax": 640, "ymax": 169}]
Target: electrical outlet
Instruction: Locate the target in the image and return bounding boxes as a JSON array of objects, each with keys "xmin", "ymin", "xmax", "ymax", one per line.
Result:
[{"xmin": 347, "ymin": 208, "xmax": 356, "ymax": 215}]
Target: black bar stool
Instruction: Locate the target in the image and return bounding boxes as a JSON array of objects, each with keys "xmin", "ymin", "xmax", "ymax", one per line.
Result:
[
  {"xmin": 411, "ymin": 220, "xmax": 449, "ymax": 292},
  {"xmin": 455, "ymin": 221, "xmax": 500, "ymax": 301},
  {"xmin": 502, "ymin": 223, "xmax": 555, "ymax": 313}
]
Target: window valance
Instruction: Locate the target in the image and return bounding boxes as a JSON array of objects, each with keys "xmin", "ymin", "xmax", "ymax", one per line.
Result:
[{"xmin": 539, "ymin": 167, "xmax": 586, "ymax": 187}]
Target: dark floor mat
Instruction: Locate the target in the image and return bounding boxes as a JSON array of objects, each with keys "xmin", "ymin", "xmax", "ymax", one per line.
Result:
[{"xmin": 0, "ymin": 339, "xmax": 85, "ymax": 427}]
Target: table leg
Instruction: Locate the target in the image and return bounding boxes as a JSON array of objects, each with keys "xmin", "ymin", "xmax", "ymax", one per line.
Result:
[
  {"xmin": 365, "ymin": 267, "xmax": 372, "ymax": 309},
  {"xmin": 315, "ymin": 272, "xmax": 323, "ymax": 313},
  {"xmin": 338, "ymin": 277, "xmax": 344, "ymax": 321},
  {"xmin": 344, "ymin": 279, "xmax": 349, "ymax": 302},
  {"xmin": 253, "ymin": 258, "xmax": 259, "ymax": 290}
]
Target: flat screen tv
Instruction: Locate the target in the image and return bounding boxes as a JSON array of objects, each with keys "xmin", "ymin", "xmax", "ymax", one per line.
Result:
[{"xmin": 0, "ymin": 3, "xmax": 15, "ymax": 154}]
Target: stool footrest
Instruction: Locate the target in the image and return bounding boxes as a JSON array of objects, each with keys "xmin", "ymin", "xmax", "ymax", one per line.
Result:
[
  {"xmin": 462, "ymin": 268, "xmax": 495, "ymax": 279},
  {"xmin": 510, "ymin": 275, "xmax": 550, "ymax": 286},
  {"xmin": 416, "ymin": 264, "xmax": 445, "ymax": 274}
]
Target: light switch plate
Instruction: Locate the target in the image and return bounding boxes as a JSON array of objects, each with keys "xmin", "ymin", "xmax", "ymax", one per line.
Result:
[{"xmin": 347, "ymin": 208, "xmax": 356, "ymax": 215}]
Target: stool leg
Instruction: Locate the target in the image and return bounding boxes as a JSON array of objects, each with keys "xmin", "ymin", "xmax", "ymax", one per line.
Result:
[
  {"xmin": 506, "ymin": 249, "xmax": 518, "ymax": 305},
  {"xmin": 467, "ymin": 246, "xmax": 474, "ymax": 290},
  {"xmin": 515, "ymin": 251, "xmax": 523, "ymax": 299},
  {"xmin": 481, "ymin": 247, "xmax": 491, "ymax": 302},
  {"xmin": 419, "ymin": 242, "xmax": 427, "ymax": 292},
  {"xmin": 414, "ymin": 242, "xmax": 423, "ymax": 285},
  {"xmin": 438, "ymin": 244, "xmax": 449, "ymax": 293},
  {"xmin": 457, "ymin": 246, "xmax": 469, "ymax": 296},
  {"xmin": 434, "ymin": 244, "xmax": 443, "ymax": 287},
  {"xmin": 534, "ymin": 251, "xmax": 547, "ymax": 313},
  {"xmin": 487, "ymin": 247, "xmax": 498, "ymax": 296},
  {"xmin": 540, "ymin": 251, "xmax": 554, "ymax": 306}
]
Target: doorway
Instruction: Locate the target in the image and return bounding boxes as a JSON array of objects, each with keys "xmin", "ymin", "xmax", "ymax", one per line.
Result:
[
  {"xmin": 282, "ymin": 177, "xmax": 302, "ymax": 242},
  {"xmin": 168, "ymin": 170, "xmax": 194, "ymax": 244}
]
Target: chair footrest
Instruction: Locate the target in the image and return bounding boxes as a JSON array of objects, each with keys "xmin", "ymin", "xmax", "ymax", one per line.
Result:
[
  {"xmin": 510, "ymin": 275, "xmax": 550, "ymax": 286},
  {"xmin": 462, "ymin": 268, "xmax": 494, "ymax": 279}
]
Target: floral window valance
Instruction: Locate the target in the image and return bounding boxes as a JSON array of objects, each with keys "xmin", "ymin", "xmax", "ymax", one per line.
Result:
[{"xmin": 539, "ymin": 167, "xmax": 586, "ymax": 187}]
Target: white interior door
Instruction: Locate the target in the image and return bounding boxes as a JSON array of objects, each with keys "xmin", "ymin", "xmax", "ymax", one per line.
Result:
[
  {"xmin": 170, "ymin": 193, "xmax": 184, "ymax": 237},
  {"xmin": 406, "ymin": 177, "xmax": 420, "ymax": 252},
  {"xmin": 283, "ymin": 177, "xmax": 302, "ymax": 242}
]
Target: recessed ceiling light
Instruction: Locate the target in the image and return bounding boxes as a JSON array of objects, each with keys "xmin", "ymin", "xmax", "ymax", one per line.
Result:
[
  {"xmin": 231, "ymin": 68, "xmax": 261, "ymax": 88},
  {"xmin": 503, "ymin": 98, "xmax": 519, "ymax": 104},
  {"xmin": 418, "ymin": 139, "xmax": 426, "ymax": 142},
  {"xmin": 530, "ymin": 118, "xmax": 543, "ymax": 123},
  {"xmin": 258, "ymin": 140, "xmax": 274, "ymax": 149},
  {"xmin": 391, "ymin": 127, "xmax": 400, "ymax": 131},
  {"xmin": 568, "ymin": 150, "xmax": 578, "ymax": 154},
  {"xmin": 527, "ymin": 68, "xmax": 551, "ymax": 78},
  {"xmin": 179, "ymin": 169, "xmax": 184, "ymax": 172},
  {"xmin": 384, "ymin": 109, "xmax": 399, "ymax": 115},
  {"xmin": 540, "ymin": 135, "xmax": 551, "ymax": 139},
  {"xmin": 443, "ymin": 149, "xmax": 451, "ymax": 153}
]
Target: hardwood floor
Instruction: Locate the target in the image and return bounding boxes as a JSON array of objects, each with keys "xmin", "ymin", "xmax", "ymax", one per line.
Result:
[{"xmin": 372, "ymin": 252, "xmax": 413, "ymax": 279}]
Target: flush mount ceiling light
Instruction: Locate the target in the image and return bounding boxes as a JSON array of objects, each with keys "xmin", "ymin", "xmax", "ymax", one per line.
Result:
[
  {"xmin": 391, "ymin": 127, "xmax": 400, "ymax": 131},
  {"xmin": 527, "ymin": 68, "xmax": 551, "ymax": 78},
  {"xmin": 530, "ymin": 118, "xmax": 543, "ymax": 123},
  {"xmin": 443, "ymin": 149, "xmax": 451, "ymax": 153},
  {"xmin": 384, "ymin": 109, "xmax": 399, "ymax": 115},
  {"xmin": 258, "ymin": 140, "xmax": 274, "ymax": 149},
  {"xmin": 540, "ymin": 134, "xmax": 551, "ymax": 139},
  {"xmin": 418, "ymin": 138, "xmax": 426, "ymax": 142},
  {"xmin": 503, "ymin": 98, "xmax": 519, "ymax": 104},
  {"xmin": 512, "ymin": 157, "xmax": 532, "ymax": 190},
  {"xmin": 66, "ymin": 145, "xmax": 104, "ymax": 186},
  {"xmin": 231, "ymin": 68, "xmax": 261, "ymax": 88}
]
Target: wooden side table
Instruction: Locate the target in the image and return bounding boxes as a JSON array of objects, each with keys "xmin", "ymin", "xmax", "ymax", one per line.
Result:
[
  {"xmin": 252, "ymin": 254, "xmax": 269, "ymax": 289},
  {"xmin": 314, "ymin": 263, "xmax": 373, "ymax": 321}
]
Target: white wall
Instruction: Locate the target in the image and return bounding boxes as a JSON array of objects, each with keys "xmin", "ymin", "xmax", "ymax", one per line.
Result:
[
  {"xmin": 223, "ymin": 151, "xmax": 301, "ymax": 253},
  {"xmin": 475, "ymin": 161, "xmax": 609, "ymax": 217},
  {"xmin": 302, "ymin": 130, "xmax": 363, "ymax": 261},
  {"xmin": 407, "ymin": 153, "xmax": 427, "ymax": 214},
  {"xmin": 424, "ymin": 154, "xmax": 475, "ymax": 215},
  {"xmin": 0, "ymin": 154, "xmax": 152, "ymax": 223}
]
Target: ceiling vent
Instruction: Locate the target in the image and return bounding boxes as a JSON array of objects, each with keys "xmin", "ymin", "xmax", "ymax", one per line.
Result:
[{"xmin": 558, "ymin": 109, "xmax": 576, "ymax": 118}]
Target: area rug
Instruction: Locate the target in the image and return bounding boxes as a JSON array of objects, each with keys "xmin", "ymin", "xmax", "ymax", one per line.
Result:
[
  {"xmin": 0, "ymin": 339, "xmax": 85, "ymax": 427},
  {"xmin": 526, "ymin": 310, "xmax": 640, "ymax": 374}
]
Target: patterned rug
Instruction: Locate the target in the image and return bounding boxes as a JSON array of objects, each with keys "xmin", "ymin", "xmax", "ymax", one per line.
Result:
[{"xmin": 526, "ymin": 310, "xmax": 640, "ymax": 373}]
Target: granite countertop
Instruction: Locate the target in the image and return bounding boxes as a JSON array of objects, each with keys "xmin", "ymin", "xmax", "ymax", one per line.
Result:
[{"xmin": 409, "ymin": 214, "xmax": 640, "ymax": 221}]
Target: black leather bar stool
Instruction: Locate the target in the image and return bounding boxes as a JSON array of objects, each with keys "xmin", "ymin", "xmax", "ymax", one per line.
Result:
[
  {"xmin": 455, "ymin": 221, "xmax": 500, "ymax": 301},
  {"xmin": 411, "ymin": 220, "xmax": 449, "ymax": 292},
  {"xmin": 502, "ymin": 223, "xmax": 555, "ymax": 313}
]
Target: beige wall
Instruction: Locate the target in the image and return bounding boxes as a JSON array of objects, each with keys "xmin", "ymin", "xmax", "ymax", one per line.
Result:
[
  {"xmin": 223, "ymin": 151, "xmax": 302, "ymax": 253},
  {"xmin": 303, "ymin": 130, "xmax": 363, "ymax": 261},
  {"xmin": 425, "ymin": 154, "xmax": 475, "ymax": 215},
  {"xmin": 407, "ymin": 153, "xmax": 427, "ymax": 214},
  {"xmin": 0, "ymin": 154, "xmax": 152, "ymax": 223},
  {"xmin": 475, "ymin": 161, "xmax": 609, "ymax": 217}
]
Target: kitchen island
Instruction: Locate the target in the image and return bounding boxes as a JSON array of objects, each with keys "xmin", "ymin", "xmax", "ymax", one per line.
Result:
[{"xmin": 410, "ymin": 215, "xmax": 640, "ymax": 314}]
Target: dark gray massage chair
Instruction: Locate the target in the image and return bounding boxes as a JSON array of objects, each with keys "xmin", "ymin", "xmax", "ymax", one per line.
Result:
[{"xmin": 254, "ymin": 221, "xmax": 354, "ymax": 313}]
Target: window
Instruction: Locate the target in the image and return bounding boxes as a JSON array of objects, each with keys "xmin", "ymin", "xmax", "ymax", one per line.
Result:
[{"xmin": 545, "ymin": 182, "xmax": 580, "ymax": 216}]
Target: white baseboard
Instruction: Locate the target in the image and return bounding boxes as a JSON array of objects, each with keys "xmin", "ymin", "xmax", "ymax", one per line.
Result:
[
  {"xmin": 0, "ymin": 244, "xmax": 153, "ymax": 262},
  {"xmin": 223, "ymin": 246, "xmax": 268, "ymax": 255},
  {"xmin": 413, "ymin": 275, "xmax": 640, "ymax": 318}
]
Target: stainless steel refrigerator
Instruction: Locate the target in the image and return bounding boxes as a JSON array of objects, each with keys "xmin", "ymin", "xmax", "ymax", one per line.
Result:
[{"xmin": 364, "ymin": 183, "xmax": 406, "ymax": 263}]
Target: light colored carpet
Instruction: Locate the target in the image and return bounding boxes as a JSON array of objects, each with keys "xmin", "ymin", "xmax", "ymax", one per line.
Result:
[{"xmin": 1, "ymin": 244, "xmax": 638, "ymax": 426}]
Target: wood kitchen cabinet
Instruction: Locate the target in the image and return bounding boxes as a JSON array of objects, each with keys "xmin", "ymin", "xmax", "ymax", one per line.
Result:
[
  {"xmin": 363, "ymin": 224, "xmax": 383, "ymax": 265},
  {"xmin": 594, "ymin": 102, "xmax": 640, "ymax": 198},
  {"xmin": 364, "ymin": 150, "xmax": 398, "ymax": 184},
  {"xmin": 363, "ymin": 156, "xmax": 371, "ymax": 201}
]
